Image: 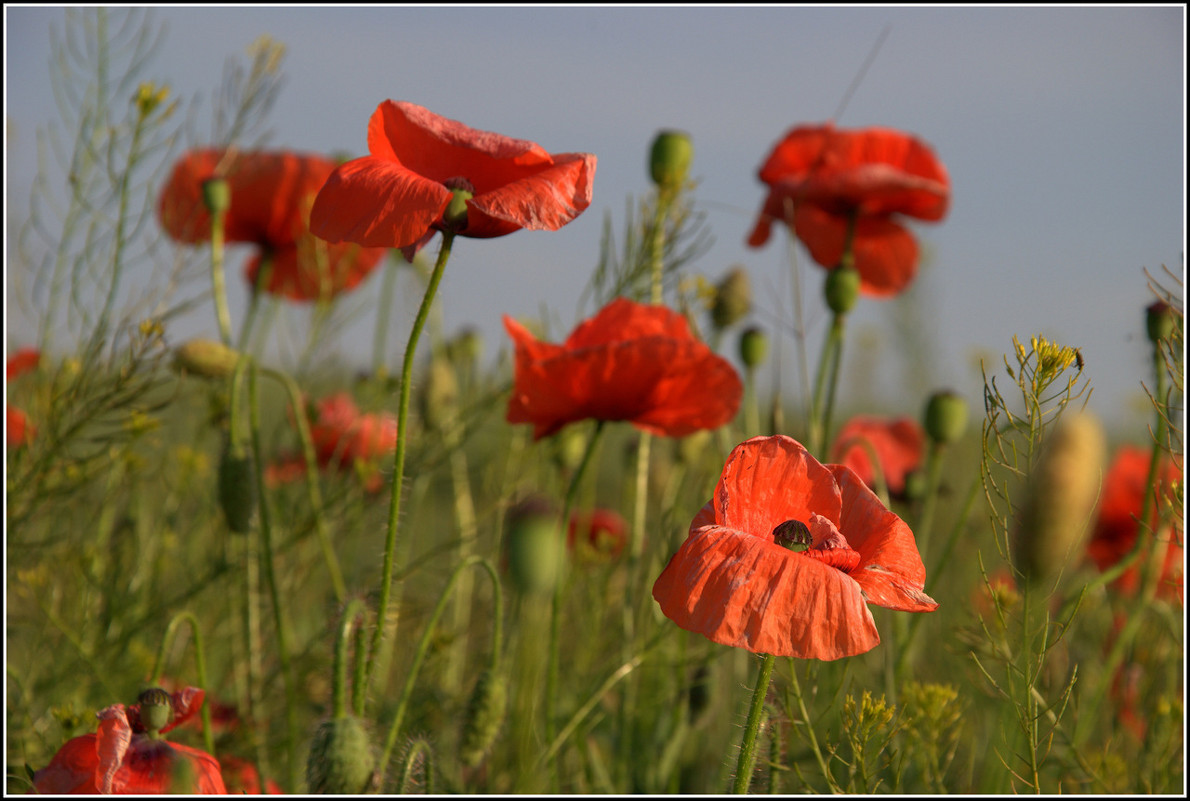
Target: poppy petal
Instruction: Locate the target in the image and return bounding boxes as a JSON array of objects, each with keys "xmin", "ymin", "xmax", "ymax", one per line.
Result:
[
  {"xmin": 653, "ymin": 523, "xmax": 881, "ymax": 660},
  {"xmin": 794, "ymin": 205, "xmax": 918, "ymax": 297},
  {"xmin": 95, "ymin": 705, "xmax": 133, "ymax": 793},
  {"xmin": 309, "ymin": 155, "xmax": 451, "ymax": 248},
  {"xmin": 467, "ymin": 152, "xmax": 597, "ymax": 234}
]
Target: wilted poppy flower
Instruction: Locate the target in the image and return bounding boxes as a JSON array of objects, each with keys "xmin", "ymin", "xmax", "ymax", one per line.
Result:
[
  {"xmin": 31, "ymin": 686, "xmax": 227, "ymax": 794},
  {"xmin": 505, "ymin": 297, "xmax": 742, "ymax": 440},
  {"xmin": 830, "ymin": 416, "xmax": 926, "ymax": 496},
  {"xmin": 7, "ymin": 348, "xmax": 40, "ymax": 447},
  {"xmin": 747, "ymin": 123, "xmax": 949, "ymax": 297},
  {"xmin": 652, "ymin": 435, "xmax": 937, "ymax": 661},
  {"xmin": 309, "ymin": 100, "xmax": 597, "ymax": 257},
  {"xmin": 1085, "ymin": 445, "xmax": 1183, "ymax": 601},
  {"xmin": 569, "ymin": 508, "xmax": 630, "ymax": 561},
  {"xmin": 158, "ymin": 149, "xmax": 388, "ymax": 301}
]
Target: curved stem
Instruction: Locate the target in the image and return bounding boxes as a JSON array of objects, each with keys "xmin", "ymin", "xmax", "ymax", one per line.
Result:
[
  {"xmin": 148, "ymin": 611, "xmax": 214, "ymax": 757},
  {"xmin": 365, "ymin": 232, "xmax": 455, "ymax": 702},
  {"xmin": 732, "ymin": 653, "xmax": 776, "ymax": 794},
  {"xmin": 261, "ymin": 366, "xmax": 346, "ymax": 603},
  {"xmin": 248, "ymin": 365, "xmax": 299, "ymax": 792},
  {"xmin": 377, "ymin": 555, "xmax": 502, "ymax": 781},
  {"xmin": 333, "ymin": 599, "xmax": 369, "ymax": 720}
]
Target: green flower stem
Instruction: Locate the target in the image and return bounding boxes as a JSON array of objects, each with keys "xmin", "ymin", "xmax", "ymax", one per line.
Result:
[
  {"xmin": 784, "ymin": 658, "xmax": 842, "ymax": 793},
  {"xmin": 208, "ymin": 205, "xmax": 233, "ymax": 346},
  {"xmin": 372, "ymin": 255, "xmax": 401, "ymax": 381},
  {"xmin": 148, "ymin": 611, "xmax": 214, "ymax": 757},
  {"xmin": 365, "ymin": 231, "xmax": 455, "ymax": 701},
  {"xmin": 378, "ymin": 555, "xmax": 502, "ymax": 783},
  {"xmin": 546, "ymin": 421, "xmax": 605, "ymax": 788},
  {"xmin": 333, "ymin": 600, "xmax": 369, "ymax": 720},
  {"xmin": 236, "ymin": 256, "xmax": 273, "ymax": 352},
  {"xmin": 731, "ymin": 652, "xmax": 776, "ymax": 794},
  {"xmin": 261, "ymin": 366, "xmax": 346, "ymax": 603},
  {"xmin": 247, "ymin": 364, "xmax": 299, "ymax": 792},
  {"xmin": 914, "ymin": 441, "xmax": 948, "ymax": 558}
]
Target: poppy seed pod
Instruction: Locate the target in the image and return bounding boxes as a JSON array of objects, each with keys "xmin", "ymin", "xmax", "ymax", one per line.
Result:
[
  {"xmin": 738, "ymin": 326, "xmax": 769, "ymax": 369},
  {"xmin": 824, "ymin": 266, "xmax": 861, "ymax": 315},
  {"xmin": 218, "ymin": 438, "xmax": 257, "ymax": 534},
  {"xmin": 924, "ymin": 391, "xmax": 968, "ymax": 444},
  {"xmin": 504, "ymin": 497, "xmax": 565, "ymax": 596},
  {"xmin": 306, "ymin": 715, "xmax": 376, "ymax": 795},
  {"xmin": 173, "ymin": 338, "xmax": 243, "ymax": 379},
  {"xmin": 1146, "ymin": 301, "xmax": 1176, "ymax": 345},
  {"xmin": 459, "ymin": 668, "xmax": 508, "ymax": 768},
  {"xmin": 201, "ymin": 177, "xmax": 230, "ymax": 215},
  {"xmin": 711, "ymin": 267, "xmax": 752, "ymax": 330},
  {"xmin": 1011, "ymin": 413, "xmax": 1106, "ymax": 587},
  {"xmin": 649, "ymin": 130, "xmax": 693, "ymax": 191}
]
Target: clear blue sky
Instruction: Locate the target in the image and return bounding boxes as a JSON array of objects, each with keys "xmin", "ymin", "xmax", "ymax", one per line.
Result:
[{"xmin": 5, "ymin": 5, "xmax": 1185, "ymax": 437}]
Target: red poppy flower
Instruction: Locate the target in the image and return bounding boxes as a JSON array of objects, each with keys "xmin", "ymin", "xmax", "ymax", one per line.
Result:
[
  {"xmin": 746, "ymin": 123, "xmax": 949, "ymax": 297},
  {"xmin": 652, "ymin": 435, "xmax": 937, "ymax": 661},
  {"xmin": 220, "ymin": 755, "xmax": 283, "ymax": 794},
  {"xmin": 569, "ymin": 508, "xmax": 630, "ymax": 561},
  {"xmin": 268, "ymin": 393, "xmax": 398, "ymax": 493},
  {"xmin": 31, "ymin": 687, "xmax": 227, "ymax": 794},
  {"xmin": 309, "ymin": 100, "xmax": 597, "ymax": 255},
  {"xmin": 158, "ymin": 149, "xmax": 388, "ymax": 301},
  {"xmin": 504, "ymin": 297, "xmax": 742, "ymax": 440},
  {"xmin": 1085, "ymin": 445, "xmax": 1183, "ymax": 601},
  {"xmin": 830, "ymin": 416, "xmax": 926, "ymax": 496},
  {"xmin": 7, "ymin": 348, "xmax": 40, "ymax": 447}
]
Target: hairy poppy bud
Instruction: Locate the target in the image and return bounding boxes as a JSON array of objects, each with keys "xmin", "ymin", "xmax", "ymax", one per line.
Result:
[
  {"xmin": 711, "ymin": 266, "xmax": 751, "ymax": 330},
  {"xmin": 1012, "ymin": 413, "xmax": 1106, "ymax": 586},
  {"xmin": 503, "ymin": 497, "xmax": 564, "ymax": 596},
  {"xmin": 649, "ymin": 130, "xmax": 693, "ymax": 191},
  {"xmin": 174, "ymin": 339, "xmax": 242, "ymax": 379},
  {"xmin": 218, "ymin": 438, "xmax": 257, "ymax": 534},
  {"xmin": 1146, "ymin": 301, "xmax": 1176, "ymax": 344},
  {"xmin": 459, "ymin": 668, "xmax": 507, "ymax": 768},
  {"xmin": 201, "ymin": 178, "xmax": 230, "ymax": 216},
  {"xmin": 824, "ymin": 266, "xmax": 860, "ymax": 315},
  {"xmin": 306, "ymin": 716, "xmax": 376, "ymax": 795},
  {"xmin": 738, "ymin": 326, "xmax": 768, "ymax": 369},
  {"xmin": 924, "ymin": 391, "xmax": 968, "ymax": 444}
]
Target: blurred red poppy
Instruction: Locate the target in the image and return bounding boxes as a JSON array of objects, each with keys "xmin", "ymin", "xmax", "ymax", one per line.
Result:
[
  {"xmin": 569, "ymin": 508, "xmax": 630, "ymax": 561},
  {"xmin": 309, "ymin": 100, "xmax": 597, "ymax": 257},
  {"xmin": 158, "ymin": 149, "xmax": 388, "ymax": 301},
  {"xmin": 219, "ymin": 755, "xmax": 283, "ymax": 794},
  {"xmin": 747, "ymin": 123, "xmax": 949, "ymax": 297},
  {"xmin": 31, "ymin": 687, "xmax": 227, "ymax": 794},
  {"xmin": 830, "ymin": 416, "xmax": 926, "ymax": 496},
  {"xmin": 7, "ymin": 348, "xmax": 40, "ymax": 447},
  {"xmin": 268, "ymin": 393, "xmax": 398, "ymax": 493},
  {"xmin": 505, "ymin": 298, "xmax": 742, "ymax": 440},
  {"xmin": 653, "ymin": 435, "xmax": 937, "ymax": 660},
  {"xmin": 1085, "ymin": 445, "xmax": 1183, "ymax": 601}
]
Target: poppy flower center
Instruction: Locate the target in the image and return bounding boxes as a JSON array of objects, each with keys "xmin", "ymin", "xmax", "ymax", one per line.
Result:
[
  {"xmin": 773, "ymin": 514, "xmax": 861, "ymax": 573},
  {"xmin": 137, "ymin": 687, "xmax": 173, "ymax": 736},
  {"xmin": 441, "ymin": 176, "xmax": 475, "ymax": 231}
]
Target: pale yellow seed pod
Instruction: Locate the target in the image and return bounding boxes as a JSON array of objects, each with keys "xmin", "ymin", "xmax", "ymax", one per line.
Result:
[
  {"xmin": 1011, "ymin": 412, "xmax": 1106, "ymax": 586},
  {"xmin": 173, "ymin": 339, "xmax": 242, "ymax": 379}
]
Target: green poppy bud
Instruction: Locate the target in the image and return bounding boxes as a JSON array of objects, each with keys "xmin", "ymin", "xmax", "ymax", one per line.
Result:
[
  {"xmin": 1146, "ymin": 301, "xmax": 1176, "ymax": 344},
  {"xmin": 306, "ymin": 716, "xmax": 376, "ymax": 795},
  {"xmin": 218, "ymin": 438, "xmax": 257, "ymax": 534},
  {"xmin": 504, "ymin": 497, "xmax": 564, "ymax": 596},
  {"xmin": 1011, "ymin": 413, "xmax": 1106, "ymax": 587},
  {"xmin": 201, "ymin": 178, "xmax": 230, "ymax": 216},
  {"xmin": 738, "ymin": 326, "xmax": 769, "ymax": 369},
  {"xmin": 553, "ymin": 427, "xmax": 588, "ymax": 473},
  {"xmin": 442, "ymin": 177, "xmax": 476, "ymax": 231},
  {"xmin": 824, "ymin": 266, "xmax": 861, "ymax": 315},
  {"xmin": 173, "ymin": 339, "xmax": 243, "ymax": 379},
  {"xmin": 711, "ymin": 266, "xmax": 752, "ymax": 330},
  {"xmin": 459, "ymin": 668, "xmax": 507, "ymax": 768},
  {"xmin": 649, "ymin": 130, "xmax": 694, "ymax": 191},
  {"xmin": 924, "ymin": 391, "xmax": 968, "ymax": 444}
]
